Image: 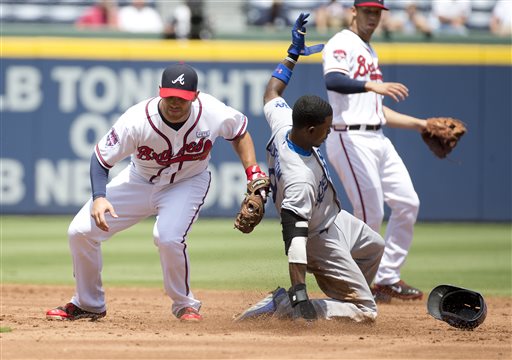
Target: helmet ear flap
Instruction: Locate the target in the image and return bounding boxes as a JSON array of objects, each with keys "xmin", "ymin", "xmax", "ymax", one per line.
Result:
[{"xmin": 427, "ymin": 285, "xmax": 487, "ymax": 330}]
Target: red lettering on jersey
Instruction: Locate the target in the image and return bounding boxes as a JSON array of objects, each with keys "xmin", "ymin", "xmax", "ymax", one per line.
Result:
[
  {"xmin": 136, "ymin": 138, "xmax": 213, "ymax": 166},
  {"xmin": 354, "ymin": 55, "xmax": 383, "ymax": 81}
]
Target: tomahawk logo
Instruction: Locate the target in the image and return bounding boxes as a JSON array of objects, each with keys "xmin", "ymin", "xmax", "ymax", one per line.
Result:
[{"xmin": 172, "ymin": 74, "xmax": 185, "ymax": 86}]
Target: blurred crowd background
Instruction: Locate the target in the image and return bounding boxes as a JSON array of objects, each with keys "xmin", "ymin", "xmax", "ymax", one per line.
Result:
[{"xmin": 1, "ymin": 0, "xmax": 511, "ymax": 40}]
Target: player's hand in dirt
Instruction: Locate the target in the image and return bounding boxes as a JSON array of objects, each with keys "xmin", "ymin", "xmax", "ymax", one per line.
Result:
[
  {"xmin": 91, "ymin": 197, "xmax": 118, "ymax": 232},
  {"xmin": 366, "ymin": 82, "xmax": 409, "ymax": 102}
]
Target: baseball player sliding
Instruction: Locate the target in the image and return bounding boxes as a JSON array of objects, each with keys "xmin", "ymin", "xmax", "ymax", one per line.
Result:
[
  {"xmin": 322, "ymin": 0, "xmax": 429, "ymax": 302},
  {"xmin": 236, "ymin": 13, "xmax": 385, "ymax": 322},
  {"xmin": 46, "ymin": 63, "xmax": 268, "ymax": 322}
]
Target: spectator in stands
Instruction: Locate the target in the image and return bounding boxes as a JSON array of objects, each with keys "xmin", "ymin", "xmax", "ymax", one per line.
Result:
[
  {"xmin": 75, "ymin": 0, "xmax": 118, "ymax": 29},
  {"xmin": 490, "ymin": 0, "xmax": 512, "ymax": 37},
  {"xmin": 379, "ymin": 1, "xmax": 431, "ymax": 38},
  {"xmin": 266, "ymin": 0, "xmax": 288, "ymax": 29},
  {"xmin": 118, "ymin": 0, "xmax": 164, "ymax": 33},
  {"xmin": 314, "ymin": 0, "xmax": 350, "ymax": 35},
  {"xmin": 429, "ymin": 0, "xmax": 471, "ymax": 36},
  {"xmin": 188, "ymin": 0, "xmax": 211, "ymax": 39},
  {"xmin": 163, "ymin": 2, "xmax": 191, "ymax": 39},
  {"xmin": 162, "ymin": 0, "xmax": 211, "ymax": 40}
]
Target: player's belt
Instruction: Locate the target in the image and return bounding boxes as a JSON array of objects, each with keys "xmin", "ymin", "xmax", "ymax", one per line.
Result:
[{"xmin": 332, "ymin": 124, "xmax": 382, "ymax": 131}]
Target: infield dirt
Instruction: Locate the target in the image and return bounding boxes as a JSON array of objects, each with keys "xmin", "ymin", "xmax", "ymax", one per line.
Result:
[{"xmin": 1, "ymin": 284, "xmax": 510, "ymax": 359}]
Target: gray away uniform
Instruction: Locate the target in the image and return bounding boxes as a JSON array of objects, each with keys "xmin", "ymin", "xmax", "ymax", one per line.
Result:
[{"xmin": 264, "ymin": 97, "xmax": 385, "ymax": 322}]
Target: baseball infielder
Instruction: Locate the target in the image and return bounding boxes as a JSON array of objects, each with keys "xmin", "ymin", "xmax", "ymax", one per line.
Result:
[
  {"xmin": 46, "ymin": 63, "xmax": 267, "ymax": 322},
  {"xmin": 322, "ymin": 0, "xmax": 428, "ymax": 301},
  {"xmin": 239, "ymin": 13, "xmax": 385, "ymax": 322}
]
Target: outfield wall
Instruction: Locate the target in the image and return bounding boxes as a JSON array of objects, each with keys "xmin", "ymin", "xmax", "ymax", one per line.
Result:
[{"xmin": 1, "ymin": 38, "xmax": 511, "ymax": 221}]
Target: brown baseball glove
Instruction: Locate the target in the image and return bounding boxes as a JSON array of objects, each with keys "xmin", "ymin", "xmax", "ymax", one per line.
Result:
[
  {"xmin": 234, "ymin": 177, "xmax": 271, "ymax": 234},
  {"xmin": 422, "ymin": 117, "xmax": 467, "ymax": 159}
]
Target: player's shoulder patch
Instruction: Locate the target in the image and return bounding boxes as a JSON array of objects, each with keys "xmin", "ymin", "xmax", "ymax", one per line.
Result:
[
  {"xmin": 333, "ymin": 49, "xmax": 347, "ymax": 62},
  {"xmin": 105, "ymin": 128, "xmax": 120, "ymax": 147}
]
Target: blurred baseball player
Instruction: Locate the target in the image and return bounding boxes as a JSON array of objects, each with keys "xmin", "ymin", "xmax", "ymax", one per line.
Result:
[
  {"xmin": 236, "ymin": 13, "xmax": 385, "ymax": 322},
  {"xmin": 322, "ymin": 0, "xmax": 429, "ymax": 302},
  {"xmin": 46, "ymin": 63, "xmax": 268, "ymax": 322}
]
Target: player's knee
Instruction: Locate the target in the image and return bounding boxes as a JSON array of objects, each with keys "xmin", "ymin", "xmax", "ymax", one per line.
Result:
[
  {"xmin": 402, "ymin": 194, "xmax": 420, "ymax": 220},
  {"xmin": 365, "ymin": 226, "xmax": 385, "ymax": 256},
  {"xmin": 375, "ymin": 235, "xmax": 385, "ymax": 258},
  {"xmin": 154, "ymin": 235, "xmax": 183, "ymax": 248},
  {"xmin": 389, "ymin": 193, "xmax": 420, "ymax": 219},
  {"xmin": 355, "ymin": 204, "xmax": 384, "ymax": 231},
  {"xmin": 68, "ymin": 223, "xmax": 102, "ymax": 252},
  {"xmin": 411, "ymin": 195, "xmax": 420, "ymax": 215},
  {"xmin": 67, "ymin": 221, "xmax": 85, "ymax": 242}
]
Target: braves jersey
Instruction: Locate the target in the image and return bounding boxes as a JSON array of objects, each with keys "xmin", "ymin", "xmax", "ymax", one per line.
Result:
[
  {"xmin": 322, "ymin": 29, "xmax": 386, "ymax": 127},
  {"xmin": 264, "ymin": 97, "xmax": 341, "ymax": 235},
  {"xmin": 95, "ymin": 92, "xmax": 247, "ymax": 185}
]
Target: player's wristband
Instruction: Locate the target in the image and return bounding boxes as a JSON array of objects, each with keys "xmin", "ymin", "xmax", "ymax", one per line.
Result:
[
  {"xmin": 93, "ymin": 193, "xmax": 106, "ymax": 200},
  {"xmin": 285, "ymin": 56, "xmax": 297, "ymax": 65},
  {"xmin": 245, "ymin": 164, "xmax": 264, "ymax": 181},
  {"xmin": 272, "ymin": 63, "xmax": 292, "ymax": 85},
  {"xmin": 287, "ymin": 53, "xmax": 299, "ymax": 62}
]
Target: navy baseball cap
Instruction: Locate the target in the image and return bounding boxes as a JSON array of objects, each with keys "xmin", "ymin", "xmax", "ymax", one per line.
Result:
[
  {"xmin": 354, "ymin": 0, "xmax": 388, "ymax": 10},
  {"xmin": 159, "ymin": 63, "xmax": 198, "ymax": 101}
]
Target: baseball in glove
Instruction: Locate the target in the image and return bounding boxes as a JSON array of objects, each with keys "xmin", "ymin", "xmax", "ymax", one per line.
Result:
[
  {"xmin": 234, "ymin": 176, "xmax": 271, "ymax": 234},
  {"xmin": 421, "ymin": 117, "xmax": 467, "ymax": 159}
]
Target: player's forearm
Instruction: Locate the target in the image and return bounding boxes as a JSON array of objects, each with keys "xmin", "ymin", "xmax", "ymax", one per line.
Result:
[
  {"xmin": 325, "ymin": 72, "xmax": 367, "ymax": 94},
  {"xmin": 263, "ymin": 56, "xmax": 297, "ymax": 104},
  {"xmin": 231, "ymin": 132, "xmax": 258, "ymax": 169},
  {"xmin": 90, "ymin": 153, "xmax": 109, "ymax": 199},
  {"xmin": 383, "ymin": 106, "xmax": 426, "ymax": 132}
]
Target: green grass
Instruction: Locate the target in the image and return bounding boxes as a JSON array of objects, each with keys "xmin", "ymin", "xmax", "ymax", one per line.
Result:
[{"xmin": 1, "ymin": 216, "xmax": 511, "ymax": 296}]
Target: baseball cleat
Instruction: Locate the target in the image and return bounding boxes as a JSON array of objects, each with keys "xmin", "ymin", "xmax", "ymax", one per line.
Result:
[
  {"xmin": 176, "ymin": 307, "xmax": 203, "ymax": 322},
  {"xmin": 234, "ymin": 286, "xmax": 287, "ymax": 321},
  {"xmin": 46, "ymin": 302, "xmax": 106, "ymax": 321},
  {"xmin": 372, "ymin": 280, "xmax": 423, "ymax": 303}
]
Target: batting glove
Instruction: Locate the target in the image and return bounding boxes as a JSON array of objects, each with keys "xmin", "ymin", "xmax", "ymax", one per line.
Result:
[
  {"xmin": 288, "ymin": 13, "xmax": 324, "ymax": 57},
  {"xmin": 245, "ymin": 165, "xmax": 269, "ymax": 201}
]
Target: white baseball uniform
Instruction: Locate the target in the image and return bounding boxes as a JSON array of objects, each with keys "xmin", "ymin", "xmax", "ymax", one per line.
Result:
[
  {"xmin": 68, "ymin": 92, "xmax": 247, "ymax": 316},
  {"xmin": 323, "ymin": 29, "xmax": 420, "ymax": 286},
  {"xmin": 264, "ymin": 96, "xmax": 384, "ymax": 322}
]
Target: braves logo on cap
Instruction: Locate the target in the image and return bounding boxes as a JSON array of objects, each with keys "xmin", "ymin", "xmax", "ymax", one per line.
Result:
[{"xmin": 172, "ymin": 74, "xmax": 185, "ymax": 86}]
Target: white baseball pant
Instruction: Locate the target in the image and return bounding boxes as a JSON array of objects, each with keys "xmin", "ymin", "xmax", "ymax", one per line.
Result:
[{"xmin": 67, "ymin": 164, "xmax": 211, "ymax": 316}]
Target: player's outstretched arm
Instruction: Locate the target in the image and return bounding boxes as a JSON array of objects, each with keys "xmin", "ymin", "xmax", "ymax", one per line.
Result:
[
  {"xmin": 383, "ymin": 106, "xmax": 426, "ymax": 131},
  {"xmin": 263, "ymin": 13, "xmax": 324, "ymax": 105}
]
